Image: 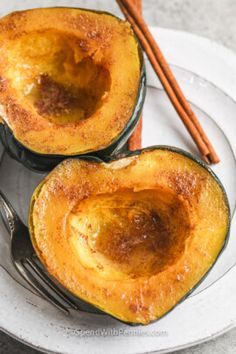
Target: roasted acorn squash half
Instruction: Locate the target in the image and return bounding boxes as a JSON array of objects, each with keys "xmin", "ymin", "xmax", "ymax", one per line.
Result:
[
  {"xmin": 0, "ymin": 8, "xmax": 145, "ymax": 171},
  {"xmin": 29, "ymin": 147, "xmax": 230, "ymax": 325}
]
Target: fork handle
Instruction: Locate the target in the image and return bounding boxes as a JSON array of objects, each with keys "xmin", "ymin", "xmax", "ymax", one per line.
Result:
[
  {"xmin": 0, "ymin": 190, "xmax": 23, "ymax": 235},
  {"xmin": 0, "ymin": 210, "xmax": 11, "ymax": 234}
]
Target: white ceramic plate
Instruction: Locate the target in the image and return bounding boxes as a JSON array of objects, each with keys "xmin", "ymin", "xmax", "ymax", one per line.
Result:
[{"xmin": 1, "ymin": 27, "xmax": 236, "ymax": 354}]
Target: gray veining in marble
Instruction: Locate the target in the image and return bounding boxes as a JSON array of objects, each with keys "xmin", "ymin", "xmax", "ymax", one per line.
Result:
[{"xmin": 0, "ymin": 0, "xmax": 236, "ymax": 353}]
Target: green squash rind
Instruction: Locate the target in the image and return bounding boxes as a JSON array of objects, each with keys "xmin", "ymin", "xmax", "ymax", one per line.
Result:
[{"xmin": 29, "ymin": 145, "xmax": 231, "ymax": 325}]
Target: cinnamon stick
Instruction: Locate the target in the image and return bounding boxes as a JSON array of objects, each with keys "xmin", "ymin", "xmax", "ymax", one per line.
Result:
[
  {"xmin": 117, "ymin": 0, "xmax": 219, "ymax": 164},
  {"xmin": 128, "ymin": 0, "xmax": 143, "ymax": 151},
  {"xmin": 129, "ymin": 118, "xmax": 143, "ymax": 151},
  {"xmin": 132, "ymin": 0, "xmax": 142, "ymax": 12}
]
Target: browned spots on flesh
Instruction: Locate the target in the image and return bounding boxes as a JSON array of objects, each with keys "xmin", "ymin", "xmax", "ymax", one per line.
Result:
[
  {"xmin": 35, "ymin": 74, "xmax": 78, "ymax": 117},
  {"xmin": 62, "ymin": 182, "xmax": 93, "ymax": 202},
  {"xmin": 66, "ymin": 188, "xmax": 85, "ymax": 202},
  {"xmin": 77, "ymin": 39, "xmax": 89, "ymax": 52},
  {"xmin": 5, "ymin": 98, "xmax": 43, "ymax": 132},
  {"xmin": 78, "ymin": 232, "xmax": 88, "ymax": 242},
  {"xmin": 0, "ymin": 21, "xmax": 17, "ymax": 33},
  {"xmin": 62, "ymin": 14, "xmax": 81, "ymax": 30},
  {"xmin": 46, "ymin": 178, "xmax": 65, "ymax": 196},
  {"xmin": 0, "ymin": 77, "xmax": 7, "ymax": 92},
  {"xmin": 61, "ymin": 13, "xmax": 99, "ymax": 34},
  {"xmin": 81, "ymin": 161, "xmax": 100, "ymax": 171},
  {"xmin": 102, "ymin": 288, "xmax": 112, "ymax": 297},
  {"xmin": 9, "ymin": 11, "xmax": 27, "ymax": 21},
  {"xmin": 97, "ymin": 264, "xmax": 104, "ymax": 271},
  {"xmin": 129, "ymin": 303, "xmax": 148, "ymax": 314},
  {"xmin": 68, "ymin": 13, "xmax": 113, "ymax": 45},
  {"xmin": 87, "ymin": 30, "xmax": 101, "ymax": 40},
  {"xmin": 168, "ymin": 172, "xmax": 205, "ymax": 198},
  {"xmin": 77, "ymin": 14, "xmax": 97, "ymax": 32},
  {"xmin": 0, "ymin": 11, "xmax": 26, "ymax": 34},
  {"xmin": 47, "ymin": 179, "xmax": 90, "ymax": 203},
  {"xmin": 141, "ymin": 288, "xmax": 153, "ymax": 298}
]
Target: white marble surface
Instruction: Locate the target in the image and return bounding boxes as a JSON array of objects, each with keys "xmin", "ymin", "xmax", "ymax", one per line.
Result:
[{"xmin": 0, "ymin": 0, "xmax": 236, "ymax": 353}]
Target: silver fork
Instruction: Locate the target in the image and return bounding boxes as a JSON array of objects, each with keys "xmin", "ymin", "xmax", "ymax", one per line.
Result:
[{"xmin": 0, "ymin": 190, "xmax": 79, "ymax": 314}]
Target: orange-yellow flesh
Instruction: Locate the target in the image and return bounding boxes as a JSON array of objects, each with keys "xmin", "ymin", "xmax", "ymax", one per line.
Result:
[
  {"xmin": 0, "ymin": 8, "xmax": 140, "ymax": 154},
  {"xmin": 29, "ymin": 149, "xmax": 229, "ymax": 324}
]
